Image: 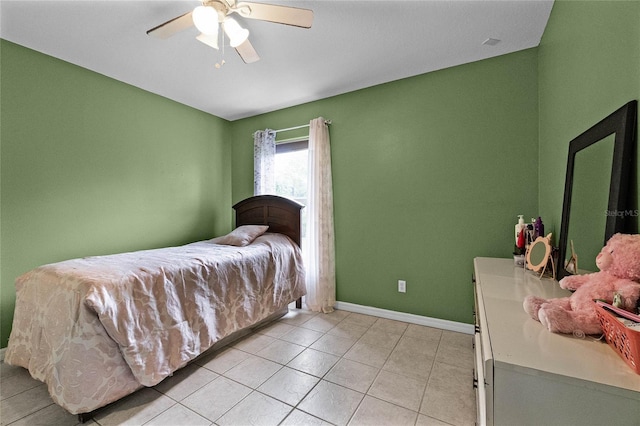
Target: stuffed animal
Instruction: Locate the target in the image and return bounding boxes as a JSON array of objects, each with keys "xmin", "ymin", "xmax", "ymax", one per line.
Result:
[{"xmin": 523, "ymin": 233, "xmax": 640, "ymax": 335}]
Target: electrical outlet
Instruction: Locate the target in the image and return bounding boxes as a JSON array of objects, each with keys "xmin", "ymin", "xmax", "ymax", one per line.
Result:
[{"xmin": 398, "ymin": 280, "xmax": 406, "ymax": 293}]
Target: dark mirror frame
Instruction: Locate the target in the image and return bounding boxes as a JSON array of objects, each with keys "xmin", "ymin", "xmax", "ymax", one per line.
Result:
[{"xmin": 557, "ymin": 100, "xmax": 637, "ymax": 280}]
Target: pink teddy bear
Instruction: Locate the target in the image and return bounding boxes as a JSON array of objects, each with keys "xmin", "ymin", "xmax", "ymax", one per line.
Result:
[{"xmin": 523, "ymin": 233, "xmax": 640, "ymax": 335}]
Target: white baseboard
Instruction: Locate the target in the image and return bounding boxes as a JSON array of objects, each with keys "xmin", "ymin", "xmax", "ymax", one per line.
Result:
[{"xmin": 334, "ymin": 301, "xmax": 474, "ymax": 335}]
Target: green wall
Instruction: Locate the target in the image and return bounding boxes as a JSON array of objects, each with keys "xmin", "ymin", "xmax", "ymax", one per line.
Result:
[
  {"xmin": 230, "ymin": 49, "xmax": 540, "ymax": 324},
  {"xmin": 538, "ymin": 1, "xmax": 640, "ymax": 237},
  {"xmin": 0, "ymin": 40, "xmax": 233, "ymax": 347}
]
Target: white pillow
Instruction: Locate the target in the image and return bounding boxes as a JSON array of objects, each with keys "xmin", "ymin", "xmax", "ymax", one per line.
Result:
[{"xmin": 213, "ymin": 225, "xmax": 269, "ymax": 247}]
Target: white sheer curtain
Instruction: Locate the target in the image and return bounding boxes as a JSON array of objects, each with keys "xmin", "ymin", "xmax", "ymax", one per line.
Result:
[
  {"xmin": 253, "ymin": 129, "xmax": 276, "ymax": 195},
  {"xmin": 304, "ymin": 117, "xmax": 336, "ymax": 313}
]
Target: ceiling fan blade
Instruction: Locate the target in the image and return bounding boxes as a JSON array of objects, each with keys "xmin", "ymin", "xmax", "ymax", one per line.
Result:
[
  {"xmin": 235, "ymin": 2, "xmax": 313, "ymax": 28},
  {"xmin": 147, "ymin": 11, "xmax": 194, "ymax": 39},
  {"xmin": 235, "ymin": 39, "xmax": 260, "ymax": 64}
]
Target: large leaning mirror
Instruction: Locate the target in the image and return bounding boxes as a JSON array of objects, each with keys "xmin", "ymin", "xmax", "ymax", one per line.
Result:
[{"xmin": 557, "ymin": 100, "xmax": 637, "ymax": 280}]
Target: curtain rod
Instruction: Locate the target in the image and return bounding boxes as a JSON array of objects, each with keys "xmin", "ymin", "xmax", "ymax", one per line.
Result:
[{"xmin": 273, "ymin": 119, "xmax": 332, "ymax": 134}]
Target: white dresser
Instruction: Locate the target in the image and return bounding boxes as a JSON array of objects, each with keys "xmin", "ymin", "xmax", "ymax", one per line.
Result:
[{"xmin": 473, "ymin": 257, "xmax": 640, "ymax": 426}]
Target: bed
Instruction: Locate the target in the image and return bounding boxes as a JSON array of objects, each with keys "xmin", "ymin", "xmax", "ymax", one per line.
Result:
[{"xmin": 4, "ymin": 195, "xmax": 306, "ymax": 420}]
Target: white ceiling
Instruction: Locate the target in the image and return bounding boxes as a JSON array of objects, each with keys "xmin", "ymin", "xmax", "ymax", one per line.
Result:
[{"xmin": 0, "ymin": 0, "xmax": 554, "ymax": 121}]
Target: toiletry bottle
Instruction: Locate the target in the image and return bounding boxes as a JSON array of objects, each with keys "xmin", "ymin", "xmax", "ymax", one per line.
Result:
[
  {"xmin": 515, "ymin": 215, "xmax": 526, "ymax": 245},
  {"xmin": 535, "ymin": 217, "xmax": 544, "ymax": 240},
  {"xmin": 517, "ymin": 230, "xmax": 525, "ymax": 251}
]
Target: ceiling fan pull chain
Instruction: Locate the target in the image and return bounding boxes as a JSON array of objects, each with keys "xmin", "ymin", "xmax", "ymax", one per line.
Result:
[{"xmin": 216, "ymin": 31, "xmax": 226, "ymax": 69}]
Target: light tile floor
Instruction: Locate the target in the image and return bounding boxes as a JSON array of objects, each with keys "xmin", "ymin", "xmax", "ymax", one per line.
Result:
[{"xmin": 1, "ymin": 308, "xmax": 476, "ymax": 426}]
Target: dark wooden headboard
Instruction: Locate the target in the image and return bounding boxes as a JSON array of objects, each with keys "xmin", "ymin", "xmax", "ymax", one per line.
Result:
[{"xmin": 233, "ymin": 195, "xmax": 304, "ymax": 247}]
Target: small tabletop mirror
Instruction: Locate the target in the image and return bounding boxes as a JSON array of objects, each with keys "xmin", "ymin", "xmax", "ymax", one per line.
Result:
[{"xmin": 526, "ymin": 233, "xmax": 555, "ymax": 279}]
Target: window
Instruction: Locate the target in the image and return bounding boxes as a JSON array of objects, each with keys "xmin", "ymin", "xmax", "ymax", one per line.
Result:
[{"xmin": 275, "ymin": 139, "xmax": 308, "ymax": 246}]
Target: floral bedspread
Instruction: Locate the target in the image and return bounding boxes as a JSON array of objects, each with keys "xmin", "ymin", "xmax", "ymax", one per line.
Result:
[{"xmin": 5, "ymin": 233, "xmax": 305, "ymax": 414}]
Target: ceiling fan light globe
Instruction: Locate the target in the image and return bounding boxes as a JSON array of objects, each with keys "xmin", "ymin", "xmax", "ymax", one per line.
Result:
[
  {"xmin": 192, "ymin": 6, "xmax": 218, "ymax": 35},
  {"xmin": 224, "ymin": 17, "xmax": 250, "ymax": 48},
  {"xmin": 196, "ymin": 33, "xmax": 219, "ymax": 50}
]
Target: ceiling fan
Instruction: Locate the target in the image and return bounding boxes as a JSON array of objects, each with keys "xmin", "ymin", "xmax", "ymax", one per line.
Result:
[{"xmin": 147, "ymin": 0, "xmax": 313, "ymax": 64}]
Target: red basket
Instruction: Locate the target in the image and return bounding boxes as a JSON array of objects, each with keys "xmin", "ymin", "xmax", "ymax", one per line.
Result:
[{"xmin": 595, "ymin": 304, "xmax": 640, "ymax": 374}]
